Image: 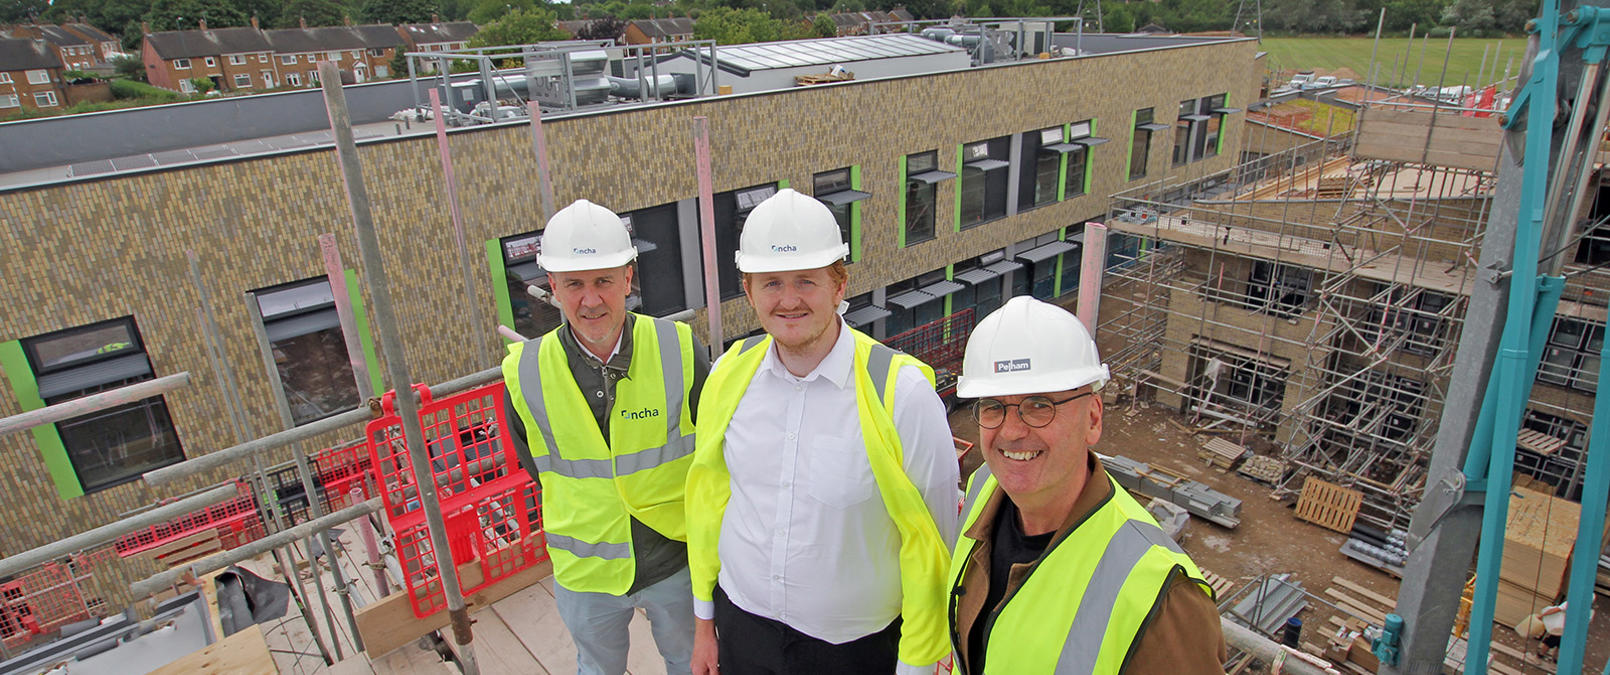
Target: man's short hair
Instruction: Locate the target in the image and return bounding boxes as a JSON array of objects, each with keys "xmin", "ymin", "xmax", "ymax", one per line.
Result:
[{"xmin": 741, "ymin": 260, "xmax": 849, "ymax": 293}]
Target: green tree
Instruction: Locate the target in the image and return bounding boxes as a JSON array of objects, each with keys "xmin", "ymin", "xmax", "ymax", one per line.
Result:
[
  {"xmin": 812, "ymin": 14, "xmax": 837, "ymax": 36},
  {"xmin": 1, "ymin": 0, "xmax": 47, "ymax": 22},
  {"xmin": 277, "ymin": 0, "xmax": 348, "ymax": 27},
  {"xmin": 188, "ymin": 76, "xmax": 216, "ymax": 94},
  {"xmin": 466, "ymin": 7, "xmax": 566, "ymax": 46},
  {"xmin": 361, "ymin": 0, "xmax": 437, "ymax": 24},
  {"xmin": 111, "ymin": 55, "xmax": 148, "ymax": 81},
  {"xmin": 1440, "ymin": 0, "xmax": 1496, "ymax": 34},
  {"xmin": 467, "ymin": 0, "xmax": 537, "ymax": 24},
  {"xmin": 693, "ymin": 6, "xmax": 811, "ymax": 44},
  {"xmin": 143, "ymin": 0, "xmax": 248, "ymax": 31},
  {"xmin": 575, "ymin": 17, "xmax": 627, "ymax": 39}
]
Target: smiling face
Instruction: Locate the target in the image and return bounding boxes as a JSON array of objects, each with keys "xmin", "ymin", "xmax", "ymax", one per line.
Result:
[
  {"xmin": 743, "ymin": 264, "xmax": 847, "ymax": 361},
  {"xmin": 549, "ymin": 265, "xmax": 633, "ymax": 359},
  {"xmin": 979, "ymin": 387, "xmax": 1102, "ymax": 525}
]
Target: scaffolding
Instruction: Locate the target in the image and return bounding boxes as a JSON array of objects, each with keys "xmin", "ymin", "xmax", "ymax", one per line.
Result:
[{"xmin": 1093, "ymin": 98, "xmax": 1556, "ymax": 530}]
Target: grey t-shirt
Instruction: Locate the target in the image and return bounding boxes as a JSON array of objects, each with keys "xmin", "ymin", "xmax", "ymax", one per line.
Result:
[{"xmin": 505, "ymin": 313, "xmax": 709, "ymax": 594}]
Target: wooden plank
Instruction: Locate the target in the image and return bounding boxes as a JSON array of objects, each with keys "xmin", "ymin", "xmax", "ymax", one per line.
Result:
[
  {"xmin": 444, "ymin": 608, "xmax": 546, "ymax": 675},
  {"xmin": 371, "ymin": 643, "xmax": 454, "ymax": 674},
  {"xmin": 1331, "ymin": 577, "xmax": 1397, "ymax": 610},
  {"xmin": 1490, "ymin": 640, "xmax": 1557, "ymax": 674},
  {"xmin": 149, "ymin": 624, "xmax": 276, "ymax": 675},
  {"xmin": 1324, "ymin": 588, "xmax": 1386, "ymax": 625},
  {"xmin": 357, "ymin": 558, "xmax": 553, "ymax": 658},
  {"xmin": 492, "ymin": 578, "xmax": 576, "ymax": 673},
  {"xmin": 141, "ymin": 530, "xmax": 222, "ymax": 566},
  {"xmin": 1295, "ymin": 476, "xmax": 1363, "ymax": 534}
]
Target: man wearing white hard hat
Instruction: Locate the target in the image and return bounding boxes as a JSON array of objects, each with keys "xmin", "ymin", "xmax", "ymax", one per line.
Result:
[
  {"xmin": 948, "ymin": 296, "xmax": 1225, "ymax": 675},
  {"xmin": 502, "ymin": 199, "xmax": 709, "ymax": 675},
  {"xmin": 684, "ymin": 189, "xmax": 958, "ymax": 675}
]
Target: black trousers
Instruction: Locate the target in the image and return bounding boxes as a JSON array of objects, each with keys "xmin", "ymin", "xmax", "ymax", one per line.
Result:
[{"xmin": 714, "ymin": 585, "xmax": 902, "ymax": 675}]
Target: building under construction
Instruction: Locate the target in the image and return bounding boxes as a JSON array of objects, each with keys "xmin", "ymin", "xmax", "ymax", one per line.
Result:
[{"xmin": 0, "ymin": 21, "xmax": 1606, "ymax": 675}]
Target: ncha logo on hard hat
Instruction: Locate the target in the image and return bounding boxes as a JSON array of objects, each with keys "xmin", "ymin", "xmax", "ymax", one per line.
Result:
[
  {"xmin": 994, "ymin": 358, "xmax": 1032, "ymax": 373},
  {"xmin": 770, "ymin": 244, "xmax": 798, "ymax": 252},
  {"xmin": 572, "ymin": 247, "xmax": 598, "ymax": 255}
]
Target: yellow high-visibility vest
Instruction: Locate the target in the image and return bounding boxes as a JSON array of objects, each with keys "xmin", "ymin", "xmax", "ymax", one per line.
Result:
[
  {"xmin": 503, "ymin": 315, "xmax": 696, "ymax": 594},
  {"xmin": 950, "ymin": 466, "xmax": 1213, "ymax": 675},
  {"xmin": 686, "ymin": 328, "xmax": 952, "ymax": 667}
]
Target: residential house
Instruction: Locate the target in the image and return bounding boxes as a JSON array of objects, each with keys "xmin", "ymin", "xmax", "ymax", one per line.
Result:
[
  {"xmin": 142, "ymin": 21, "xmax": 275, "ymax": 93},
  {"xmin": 265, "ymin": 25, "xmax": 403, "ymax": 88},
  {"xmin": 0, "ymin": 37, "xmax": 65, "ymax": 111},
  {"xmin": 396, "ymin": 21, "xmax": 478, "ymax": 52},
  {"xmin": 823, "ymin": 10, "xmax": 910, "ymax": 36},
  {"xmin": 623, "ymin": 17, "xmax": 694, "ymax": 51},
  {"xmin": 61, "ymin": 22, "xmax": 121, "ymax": 62},
  {"xmin": 7, "ymin": 25, "xmax": 96, "ymax": 70}
]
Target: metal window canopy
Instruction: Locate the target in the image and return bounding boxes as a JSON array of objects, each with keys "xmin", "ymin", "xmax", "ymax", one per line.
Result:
[
  {"xmin": 919, "ymin": 280, "xmax": 966, "ymax": 298},
  {"xmin": 1211, "ymin": 106, "xmax": 1241, "ymax": 114},
  {"xmin": 1138, "ymin": 122, "xmax": 1171, "ymax": 132},
  {"xmin": 964, "ymin": 158, "xmax": 1010, "ymax": 172},
  {"xmin": 983, "ymin": 259, "xmax": 1024, "ymax": 275},
  {"xmin": 1075, "ymin": 136, "xmax": 1110, "ymax": 147},
  {"xmin": 1041, "ymin": 142, "xmax": 1085, "ymax": 154},
  {"xmin": 886, "ymin": 289, "xmax": 938, "ymax": 309},
  {"xmin": 816, "ymin": 189, "xmax": 872, "ymax": 206},
  {"xmin": 844, "ymin": 304, "xmax": 892, "ymax": 326},
  {"xmin": 1016, "ymin": 240, "xmax": 1077, "ymax": 263},
  {"xmin": 953, "ymin": 267, "xmax": 1001, "ymax": 285},
  {"xmin": 1178, "ymin": 113, "xmax": 1212, "ymax": 122},
  {"xmin": 908, "ymin": 169, "xmax": 957, "ymax": 184},
  {"xmin": 36, "ymin": 354, "xmax": 154, "ymax": 400}
]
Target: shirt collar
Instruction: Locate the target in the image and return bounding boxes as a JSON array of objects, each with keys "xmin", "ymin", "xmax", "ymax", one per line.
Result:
[
  {"xmin": 562, "ymin": 314, "xmax": 634, "ymax": 372},
  {"xmin": 759, "ymin": 317, "xmax": 854, "ymax": 389}
]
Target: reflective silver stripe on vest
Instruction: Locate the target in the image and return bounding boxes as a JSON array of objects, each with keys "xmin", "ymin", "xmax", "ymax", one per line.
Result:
[
  {"xmin": 614, "ymin": 437, "xmax": 695, "ymax": 475},
  {"xmin": 865, "ymin": 343, "xmax": 897, "ymax": 404},
  {"xmin": 1053, "ymin": 519, "xmax": 1179, "ymax": 675},
  {"xmin": 961, "ymin": 464, "xmax": 994, "ymax": 519},
  {"xmin": 545, "ymin": 532, "xmax": 631, "ymax": 560},
  {"xmin": 736, "ymin": 335, "xmax": 766, "ymax": 354}
]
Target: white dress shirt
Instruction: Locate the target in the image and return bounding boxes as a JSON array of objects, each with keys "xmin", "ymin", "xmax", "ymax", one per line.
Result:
[{"xmin": 697, "ymin": 320, "xmax": 959, "ymax": 672}]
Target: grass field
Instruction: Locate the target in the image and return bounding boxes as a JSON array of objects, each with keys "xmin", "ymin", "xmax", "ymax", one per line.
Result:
[{"xmin": 1260, "ymin": 37, "xmax": 1524, "ymax": 89}]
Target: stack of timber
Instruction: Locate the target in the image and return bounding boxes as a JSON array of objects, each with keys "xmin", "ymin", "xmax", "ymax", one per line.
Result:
[
  {"xmin": 794, "ymin": 72, "xmax": 854, "ymax": 86},
  {"xmin": 1102, "ymin": 454, "xmax": 1242, "ymax": 528},
  {"xmin": 1198, "ymin": 438, "xmax": 1246, "ymax": 469},
  {"xmin": 1494, "ymin": 486, "xmax": 1586, "ymax": 627}
]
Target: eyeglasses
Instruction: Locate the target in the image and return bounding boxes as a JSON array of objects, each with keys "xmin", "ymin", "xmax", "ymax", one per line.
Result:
[{"xmin": 972, "ymin": 392, "xmax": 1092, "ymax": 429}]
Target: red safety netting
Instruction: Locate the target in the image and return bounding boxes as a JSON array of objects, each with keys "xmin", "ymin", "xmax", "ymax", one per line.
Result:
[
  {"xmin": 367, "ymin": 382, "xmax": 546, "ymax": 618},
  {"xmin": 112, "ymin": 481, "xmax": 265, "ymax": 558},
  {"xmin": 314, "ymin": 440, "xmax": 374, "ymax": 511},
  {"xmin": 885, "ymin": 308, "xmax": 975, "ymax": 398},
  {"xmin": 0, "ymin": 560, "xmax": 97, "ymax": 651}
]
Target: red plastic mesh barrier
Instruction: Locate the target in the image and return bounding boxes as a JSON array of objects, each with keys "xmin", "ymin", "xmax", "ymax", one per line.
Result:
[
  {"xmin": 314, "ymin": 440, "xmax": 374, "ymax": 511},
  {"xmin": 113, "ymin": 481, "xmax": 263, "ymax": 558},
  {"xmin": 0, "ymin": 561, "xmax": 95, "ymax": 651},
  {"xmin": 366, "ymin": 382, "xmax": 547, "ymax": 618},
  {"xmin": 885, "ymin": 308, "xmax": 975, "ymax": 398}
]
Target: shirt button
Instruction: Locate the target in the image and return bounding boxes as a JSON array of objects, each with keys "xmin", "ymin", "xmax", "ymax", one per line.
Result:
[{"xmin": 786, "ymin": 432, "xmax": 796, "ymax": 441}]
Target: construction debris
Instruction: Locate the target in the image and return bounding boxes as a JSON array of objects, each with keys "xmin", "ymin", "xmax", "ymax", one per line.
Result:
[
  {"xmin": 1238, "ymin": 454, "xmax": 1286, "ymax": 485},
  {"xmin": 1103, "ymin": 454, "xmax": 1243, "ymax": 528},
  {"xmin": 1147, "ymin": 498, "xmax": 1191, "ymax": 540}
]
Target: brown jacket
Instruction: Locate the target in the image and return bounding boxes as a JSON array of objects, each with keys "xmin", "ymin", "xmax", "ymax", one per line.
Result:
[{"xmin": 952, "ymin": 455, "xmax": 1228, "ymax": 674}]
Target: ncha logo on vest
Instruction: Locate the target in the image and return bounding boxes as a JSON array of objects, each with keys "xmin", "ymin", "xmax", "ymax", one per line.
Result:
[
  {"xmin": 619, "ymin": 407, "xmax": 662, "ymax": 420},
  {"xmin": 993, "ymin": 358, "xmax": 1031, "ymax": 373}
]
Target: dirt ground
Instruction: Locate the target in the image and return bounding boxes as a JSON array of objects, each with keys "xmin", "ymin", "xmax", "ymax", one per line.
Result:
[{"xmin": 948, "ymin": 402, "xmax": 1610, "ymax": 674}]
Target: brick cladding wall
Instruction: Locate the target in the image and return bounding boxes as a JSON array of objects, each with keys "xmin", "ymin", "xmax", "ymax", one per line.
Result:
[{"xmin": 0, "ymin": 38, "xmax": 1258, "ymax": 603}]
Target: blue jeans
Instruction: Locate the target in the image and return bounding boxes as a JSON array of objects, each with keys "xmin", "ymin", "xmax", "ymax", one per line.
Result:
[{"xmin": 553, "ymin": 566, "xmax": 695, "ymax": 675}]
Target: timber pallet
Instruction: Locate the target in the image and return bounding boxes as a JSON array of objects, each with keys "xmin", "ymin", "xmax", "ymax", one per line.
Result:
[
  {"xmin": 1198, "ymin": 438, "xmax": 1246, "ymax": 469},
  {"xmin": 1295, "ymin": 476, "xmax": 1363, "ymax": 534}
]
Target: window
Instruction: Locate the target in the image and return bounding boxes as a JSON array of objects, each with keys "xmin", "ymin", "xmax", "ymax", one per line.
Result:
[
  {"xmin": 310, "ymin": 69, "xmax": 320, "ymax": 84},
  {"xmin": 0, "ymin": 72, "xmax": 10, "ymax": 83},
  {"xmin": 253, "ymin": 278, "xmax": 362, "ymax": 426},
  {"xmin": 234, "ymin": 73, "xmax": 252, "ymax": 88},
  {"xmin": 369, "ymin": 48, "xmax": 387, "ymax": 57},
  {"xmin": 959, "ymin": 137, "xmax": 1010, "ymax": 228},
  {"xmin": 843, "ymin": 292, "xmax": 890, "ymax": 335},
  {"xmin": 1058, "ymin": 229, "xmax": 1083, "ymax": 297},
  {"xmin": 281, "ymin": 54, "xmax": 297, "ymax": 65},
  {"xmin": 33, "ymin": 91, "xmax": 57, "ymax": 107},
  {"xmin": 1174, "ymin": 94, "xmax": 1233, "ymax": 165},
  {"xmin": 1015, "ymin": 231, "xmax": 1074, "ymax": 300},
  {"xmin": 1244, "ymin": 261, "xmax": 1313, "ymax": 318},
  {"xmin": 950, "ymin": 251, "xmax": 1014, "ymax": 319},
  {"xmin": 621, "ymin": 202, "xmax": 688, "ymax": 315},
  {"xmin": 1538, "ymin": 316, "xmax": 1603, "ymax": 393},
  {"xmin": 812, "ymin": 168, "xmax": 869, "ymax": 262},
  {"xmin": 1019, "ymin": 127, "xmax": 1065, "ymax": 211},
  {"xmin": 179, "ymin": 78, "xmax": 195, "ymax": 93},
  {"xmin": 1515, "ymin": 410, "xmax": 1590, "ymax": 500},
  {"xmin": 17, "ymin": 317, "xmax": 185, "ymax": 493},
  {"xmin": 308, "ymin": 54, "xmax": 319, "ymax": 63},
  {"xmin": 173, "ymin": 58, "xmax": 191, "ymax": 70},
  {"xmin": 1130, "ymin": 107, "xmax": 1165, "ymax": 180},
  {"xmin": 0, "ymin": 94, "xmax": 17, "ymax": 108},
  {"xmin": 287, "ymin": 72, "xmax": 301, "ymax": 87},
  {"xmin": 259, "ymin": 53, "xmax": 269, "ymax": 63},
  {"xmin": 500, "ymin": 233, "xmax": 565, "ymax": 339},
  {"xmin": 229, "ymin": 54, "xmax": 245, "ymax": 65},
  {"xmin": 1064, "ymin": 120, "xmax": 1103, "ymax": 199},
  {"xmin": 902, "ymin": 150, "xmax": 951, "ymax": 246},
  {"xmin": 883, "ymin": 269, "xmax": 953, "ymax": 337},
  {"xmin": 204, "ymin": 56, "xmax": 216, "ymax": 67},
  {"xmin": 710, "ymin": 184, "xmax": 777, "ymax": 300},
  {"xmin": 1204, "ymin": 94, "xmax": 1230, "ymax": 158},
  {"xmin": 1362, "ymin": 285, "xmax": 1456, "ymax": 356},
  {"xmin": 328, "ymin": 51, "xmax": 342, "ymax": 62}
]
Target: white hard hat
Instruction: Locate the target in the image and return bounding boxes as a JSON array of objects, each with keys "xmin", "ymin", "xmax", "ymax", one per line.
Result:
[
  {"xmin": 957, "ymin": 295, "xmax": 1110, "ymax": 398},
  {"xmin": 537, "ymin": 199, "xmax": 638, "ymax": 272},
  {"xmin": 735, "ymin": 188, "xmax": 849, "ymax": 273}
]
